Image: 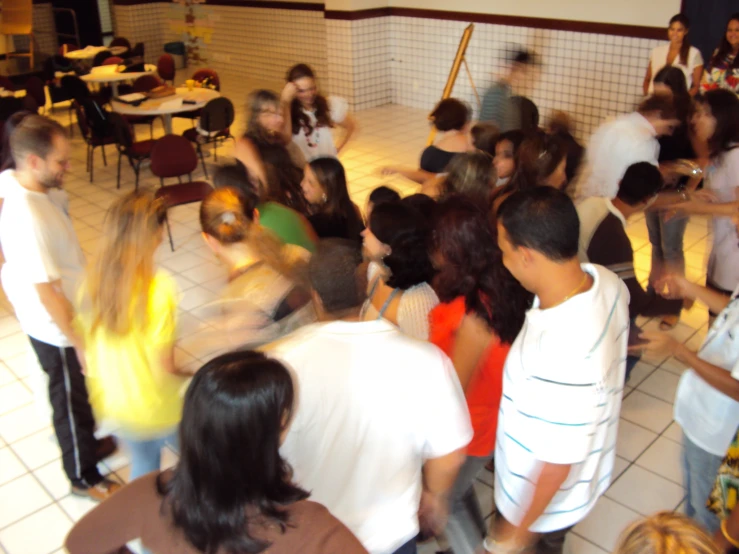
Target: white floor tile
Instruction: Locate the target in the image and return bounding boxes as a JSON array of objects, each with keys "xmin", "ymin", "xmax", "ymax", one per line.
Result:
[
  {"xmin": 566, "ymin": 533, "xmax": 609, "ymax": 554},
  {"xmin": 636, "ymin": 369, "xmax": 680, "ymax": 404},
  {"xmin": 0, "ymin": 504, "xmax": 72, "ymax": 554},
  {"xmin": 10, "ymin": 430, "xmax": 61, "ymax": 471},
  {"xmin": 625, "ymin": 362, "xmax": 655, "ymax": 388},
  {"xmin": 620, "ymin": 391, "xmax": 674, "ymax": 434},
  {"xmin": 0, "ymin": 333, "xmax": 31, "ymax": 360},
  {"xmin": 0, "ymin": 447, "xmax": 27, "ymax": 486},
  {"xmin": 573, "ymin": 496, "xmax": 641, "ymax": 552},
  {"xmin": 33, "ymin": 461, "xmax": 71, "ymax": 500},
  {"xmin": 0, "ymin": 382, "xmax": 33, "ymax": 417},
  {"xmin": 0, "ymin": 404, "xmax": 51, "ymax": 445},
  {"xmin": 0, "ymin": 474, "xmax": 53, "ymax": 528},
  {"xmin": 663, "ymin": 421, "xmax": 683, "ymax": 444},
  {"xmin": 634, "ymin": 436, "xmax": 683, "ymax": 486},
  {"xmin": 606, "ymin": 465, "xmax": 685, "ymax": 515},
  {"xmin": 58, "ymin": 494, "xmax": 99, "ymax": 523},
  {"xmin": 615, "ymin": 419, "xmax": 658, "ymax": 462},
  {"xmin": 473, "ymin": 479, "xmax": 494, "ymax": 520}
]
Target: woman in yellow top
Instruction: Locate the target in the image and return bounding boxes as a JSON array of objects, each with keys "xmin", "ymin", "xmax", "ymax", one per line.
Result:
[{"xmin": 76, "ymin": 190, "xmax": 189, "ymax": 481}]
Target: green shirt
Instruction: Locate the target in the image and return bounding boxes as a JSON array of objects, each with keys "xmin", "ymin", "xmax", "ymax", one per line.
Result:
[{"xmin": 257, "ymin": 201, "xmax": 317, "ymax": 253}]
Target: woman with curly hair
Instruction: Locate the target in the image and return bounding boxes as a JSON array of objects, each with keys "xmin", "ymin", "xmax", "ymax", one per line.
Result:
[
  {"xmin": 281, "ymin": 63, "xmax": 357, "ymax": 161},
  {"xmin": 428, "ymin": 195, "xmax": 532, "ymax": 554},
  {"xmin": 361, "ymin": 200, "xmax": 439, "ymax": 340}
]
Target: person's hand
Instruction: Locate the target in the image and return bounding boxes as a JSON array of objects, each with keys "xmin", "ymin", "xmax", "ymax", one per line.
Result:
[
  {"xmin": 418, "ymin": 490, "xmax": 448, "ymax": 538},
  {"xmin": 281, "ymin": 82, "xmax": 297, "ymax": 103},
  {"xmin": 629, "ymin": 330, "xmax": 680, "ymax": 358},
  {"xmin": 690, "ymin": 189, "xmax": 719, "ymax": 203},
  {"xmin": 714, "ymin": 527, "xmax": 735, "ymax": 553},
  {"xmin": 380, "ymin": 166, "xmax": 398, "ymax": 176},
  {"xmin": 655, "ymin": 274, "xmax": 690, "ymax": 300},
  {"xmin": 70, "ymin": 335, "xmax": 87, "ymax": 374}
]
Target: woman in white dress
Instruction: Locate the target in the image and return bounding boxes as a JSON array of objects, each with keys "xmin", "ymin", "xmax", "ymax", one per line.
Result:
[
  {"xmin": 280, "ymin": 63, "xmax": 357, "ymax": 161},
  {"xmin": 643, "ymin": 14, "xmax": 704, "ymax": 96}
]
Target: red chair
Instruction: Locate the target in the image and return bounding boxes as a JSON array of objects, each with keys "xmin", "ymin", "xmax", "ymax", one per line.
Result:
[
  {"xmin": 0, "ymin": 77, "xmax": 15, "ymax": 91},
  {"xmin": 123, "ymin": 74, "xmax": 164, "ymax": 140},
  {"xmin": 25, "ymin": 76, "xmax": 46, "ymax": 113},
  {"xmin": 150, "ymin": 134, "xmax": 212, "ymax": 250},
  {"xmin": 157, "ymin": 54, "xmax": 175, "ymax": 85},
  {"xmin": 132, "ymin": 74, "xmax": 162, "ymax": 93},
  {"xmin": 109, "ymin": 37, "xmax": 131, "ymax": 50},
  {"xmin": 102, "ymin": 56, "xmax": 123, "ymax": 66},
  {"xmin": 109, "ymin": 112, "xmax": 153, "ymax": 190}
]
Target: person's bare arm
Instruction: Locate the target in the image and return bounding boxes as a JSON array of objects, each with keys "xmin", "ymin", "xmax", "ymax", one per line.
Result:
[
  {"xmin": 451, "ymin": 313, "xmax": 493, "ymax": 391},
  {"xmin": 673, "ymin": 199, "xmax": 738, "ymax": 217},
  {"xmin": 690, "ymin": 65, "xmax": 704, "ymax": 97},
  {"xmin": 381, "ymin": 166, "xmax": 435, "ymax": 184},
  {"xmin": 643, "ymin": 61, "xmax": 653, "ymax": 96},
  {"xmin": 420, "ymin": 174, "xmax": 444, "ymax": 198},
  {"xmin": 715, "ymin": 496, "xmax": 739, "ymax": 551},
  {"xmin": 159, "ymin": 344, "xmax": 192, "ymax": 377},
  {"xmin": 657, "ymin": 274, "xmax": 732, "ymax": 315},
  {"xmin": 280, "ymin": 82, "xmax": 297, "ymax": 143},
  {"xmin": 336, "ymin": 114, "xmax": 357, "ymax": 153},
  {"xmin": 35, "ymin": 281, "xmax": 80, "ymax": 346},
  {"xmin": 234, "ymin": 137, "xmax": 269, "ymax": 194},
  {"xmin": 419, "ymin": 448, "xmax": 466, "ymax": 535}
]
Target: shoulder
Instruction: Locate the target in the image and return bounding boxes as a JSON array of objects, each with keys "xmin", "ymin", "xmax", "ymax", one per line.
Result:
[
  {"xmin": 287, "ymin": 501, "xmax": 368, "ymax": 553},
  {"xmin": 651, "ymin": 43, "xmax": 667, "ymax": 56},
  {"xmin": 327, "ymin": 96, "xmax": 348, "ymax": 122},
  {"xmin": 690, "ymin": 46, "xmax": 703, "ymax": 61}
]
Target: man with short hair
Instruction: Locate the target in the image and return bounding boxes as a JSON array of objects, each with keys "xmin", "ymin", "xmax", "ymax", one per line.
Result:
[
  {"xmin": 488, "ymin": 188, "xmax": 629, "ymax": 554},
  {"xmin": 574, "ymin": 94, "xmax": 680, "ymax": 199},
  {"xmin": 576, "ymin": 162, "xmax": 683, "ymax": 378},
  {"xmin": 480, "ymin": 49, "xmax": 534, "ymax": 132},
  {"xmin": 0, "ymin": 115, "xmax": 119, "ymax": 500},
  {"xmin": 270, "ymin": 239, "xmax": 472, "ymax": 554}
]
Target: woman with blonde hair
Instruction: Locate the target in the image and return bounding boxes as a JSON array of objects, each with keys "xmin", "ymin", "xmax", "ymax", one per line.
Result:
[
  {"xmin": 77, "ymin": 190, "xmax": 188, "ymax": 482},
  {"xmin": 615, "ymin": 512, "xmax": 720, "ymax": 554},
  {"xmin": 183, "ymin": 186, "xmax": 314, "ymax": 358}
]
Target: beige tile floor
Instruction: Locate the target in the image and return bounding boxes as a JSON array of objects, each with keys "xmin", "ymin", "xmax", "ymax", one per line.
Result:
[{"xmin": 0, "ymin": 70, "xmax": 713, "ymax": 554}]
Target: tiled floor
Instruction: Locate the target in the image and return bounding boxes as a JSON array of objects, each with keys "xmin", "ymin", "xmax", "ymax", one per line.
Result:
[{"xmin": 0, "ymin": 71, "xmax": 712, "ymax": 554}]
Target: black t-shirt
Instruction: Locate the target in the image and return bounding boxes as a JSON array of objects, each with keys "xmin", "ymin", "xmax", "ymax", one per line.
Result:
[
  {"xmin": 420, "ymin": 146, "xmax": 458, "ymax": 173},
  {"xmin": 308, "ymin": 207, "xmax": 365, "ymax": 242}
]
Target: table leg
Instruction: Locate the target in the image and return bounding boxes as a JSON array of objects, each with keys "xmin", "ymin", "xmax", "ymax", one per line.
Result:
[
  {"xmin": 163, "ymin": 114, "xmax": 173, "ymax": 135},
  {"xmin": 111, "ymin": 82, "xmax": 119, "ymax": 97}
]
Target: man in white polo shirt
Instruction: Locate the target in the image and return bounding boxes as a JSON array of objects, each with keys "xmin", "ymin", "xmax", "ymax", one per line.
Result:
[
  {"xmin": 0, "ymin": 115, "xmax": 119, "ymax": 501},
  {"xmin": 488, "ymin": 188, "xmax": 629, "ymax": 554},
  {"xmin": 270, "ymin": 239, "xmax": 473, "ymax": 554}
]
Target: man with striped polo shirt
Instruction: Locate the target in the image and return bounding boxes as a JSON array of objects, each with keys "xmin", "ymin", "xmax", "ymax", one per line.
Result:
[{"xmin": 488, "ymin": 187, "xmax": 629, "ymax": 554}]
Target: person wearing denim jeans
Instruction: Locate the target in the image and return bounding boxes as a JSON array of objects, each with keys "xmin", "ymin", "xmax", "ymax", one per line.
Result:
[
  {"xmin": 646, "ymin": 210, "xmax": 689, "ymax": 288},
  {"xmin": 124, "ymin": 432, "xmax": 179, "ymax": 482}
]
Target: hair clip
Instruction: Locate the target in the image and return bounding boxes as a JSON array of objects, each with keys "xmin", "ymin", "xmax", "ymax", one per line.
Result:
[{"xmin": 220, "ymin": 211, "xmax": 237, "ymax": 224}]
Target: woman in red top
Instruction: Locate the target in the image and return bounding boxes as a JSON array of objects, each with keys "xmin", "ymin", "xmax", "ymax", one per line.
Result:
[{"xmin": 429, "ymin": 196, "xmax": 532, "ymax": 554}]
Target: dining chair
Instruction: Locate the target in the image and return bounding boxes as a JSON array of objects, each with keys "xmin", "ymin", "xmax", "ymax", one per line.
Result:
[
  {"xmin": 157, "ymin": 54, "xmax": 175, "ymax": 85},
  {"xmin": 92, "ymin": 50, "xmax": 113, "ymax": 67},
  {"xmin": 73, "ymin": 99, "xmax": 116, "ymax": 182},
  {"xmin": 108, "ymin": 112, "xmax": 153, "ymax": 190},
  {"xmin": 24, "ymin": 76, "xmax": 46, "ymax": 113},
  {"xmin": 124, "ymin": 74, "xmax": 164, "ymax": 139},
  {"xmin": 150, "ymin": 134, "xmax": 213, "ymax": 251},
  {"xmin": 182, "ymin": 96, "xmax": 234, "ymax": 179},
  {"xmin": 173, "ymin": 68, "xmax": 221, "ymax": 125},
  {"xmin": 102, "ymin": 56, "xmax": 123, "ymax": 66},
  {"xmin": 109, "ymin": 37, "xmax": 131, "ymax": 50}
]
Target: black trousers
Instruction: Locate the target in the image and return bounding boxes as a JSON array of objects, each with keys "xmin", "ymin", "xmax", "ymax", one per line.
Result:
[{"xmin": 29, "ymin": 336, "xmax": 103, "ymax": 488}]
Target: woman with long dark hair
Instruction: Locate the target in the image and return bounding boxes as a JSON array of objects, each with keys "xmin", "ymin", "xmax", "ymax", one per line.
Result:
[
  {"xmin": 428, "ymin": 196, "xmax": 530, "ymax": 554},
  {"xmin": 361, "ymin": 201, "xmax": 439, "ymax": 340},
  {"xmin": 644, "ymin": 14, "xmax": 703, "ymax": 96},
  {"xmin": 702, "ymin": 14, "xmax": 739, "ymax": 94},
  {"xmin": 281, "ymin": 63, "xmax": 357, "ymax": 160},
  {"xmin": 646, "ymin": 66, "xmax": 704, "ymax": 329},
  {"xmin": 301, "ymin": 156, "xmax": 365, "ymax": 241},
  {"xmin": 65, "ymin": 351, "xmax": 368, "ymax": 554},
  {"xmin": 235, "ymin": 89, "xmax": 308, "ymax": 213}
]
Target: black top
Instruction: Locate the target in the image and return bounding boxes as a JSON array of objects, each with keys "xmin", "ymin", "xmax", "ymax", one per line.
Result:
[
  {"xmin": 308, "ymin": 207, "xmax": 365, "ymax": 242},
  {"xmin": 245, "ymin": 131, "xmax": 307, "ymax": 213},
  {"xmin": 420, "ymin": 146, "xmax": 458, "ymax": 174}
]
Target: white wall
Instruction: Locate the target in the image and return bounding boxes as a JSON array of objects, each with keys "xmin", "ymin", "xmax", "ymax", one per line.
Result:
[{"xmin": 387, "ymin": 0, "xmax": 681, "ymax": 28}]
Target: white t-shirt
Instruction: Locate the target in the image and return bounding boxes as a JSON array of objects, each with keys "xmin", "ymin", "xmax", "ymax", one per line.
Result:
[
  {"xmin": 648, "ymin": 43, "xmax": 704, "ymax": 93},
  {"xmin": 573, "ymin": 112, "xmax": 660, "ymax": 200},
  {"xmin": 271, "ymin": 319, "xmax": 473, "ymax": 554},
  {"xmin": 705, "ymin": 148, "xmax": 739, "ymax": 291},
  {"xmin": 674, "ymin": 285, "xmax": 739, "ymax": 456},
  {"xmin": 291, "ymin": 95, "xmax": 348, "ymax": 161},
  {"xmin": 495, "ymin": 264, "xmax": 629, "ymax": 533},
  {"xmin": 0, "ymin": 176, "xmax": 84, "ymax": 346}
]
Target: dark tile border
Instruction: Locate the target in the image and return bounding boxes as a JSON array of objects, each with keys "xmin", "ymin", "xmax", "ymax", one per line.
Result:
[
  {"xmin": 326, "ymin": 7, "xmax": 665, "ymax": 40},
  {"xmin": 112, "ymin": 0, "xmax": 323, "ymax": 9}
]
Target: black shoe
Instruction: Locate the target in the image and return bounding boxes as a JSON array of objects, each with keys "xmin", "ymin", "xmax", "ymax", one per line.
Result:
[{"xmin": 95, "ymin": 436, "xmax": 118, "ymax": 462}]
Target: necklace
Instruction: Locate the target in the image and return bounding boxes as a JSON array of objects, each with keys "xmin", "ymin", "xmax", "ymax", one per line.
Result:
[{"xmin": 549, "ymin": 272, "xmax": 589, "ymax": 309}]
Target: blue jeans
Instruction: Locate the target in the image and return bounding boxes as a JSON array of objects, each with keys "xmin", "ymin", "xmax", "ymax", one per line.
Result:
[
  {"xmin": 123, "ymin": 430, "xmax": 178, "ymax": 482},
  {"xmin": 682, "ymin": 434, "xmax": 722, "ymax": 534},
  {"xmin": 443, "ymin": 455, "xmax": 488, "ymax": 554},
  {"xmin": 646, "ymin": 210, "xmax": 688, "ymax": 285},
  {"xmin": 392, "ymin": 538, "xmax": 417, "ymax": 554}
]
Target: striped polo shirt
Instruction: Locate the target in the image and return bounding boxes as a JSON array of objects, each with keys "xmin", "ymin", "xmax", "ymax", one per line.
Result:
[{"xmin": 494, "ymin": 263, "xmax": 630, "ymax": 533}]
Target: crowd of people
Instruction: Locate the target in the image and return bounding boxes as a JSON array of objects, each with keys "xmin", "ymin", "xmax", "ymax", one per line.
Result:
[{"xmin": 1, "ymin": 11, "xmax": 739, "ymax": 554}]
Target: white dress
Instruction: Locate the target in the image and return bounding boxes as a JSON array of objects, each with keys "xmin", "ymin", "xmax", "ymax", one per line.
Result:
[
  {"xmin": 291, "ymin": 95, "xmax": 348, "ymax": 161},
  {"xmin": 647, "ymin": 43, "xmax": 704, "ymax": 93},
  {"xmin": 705, "ymin": 149, "xmax": 739, "ymax": 292}
]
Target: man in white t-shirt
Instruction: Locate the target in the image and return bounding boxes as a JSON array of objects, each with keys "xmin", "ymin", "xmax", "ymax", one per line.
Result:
[
  {"xmin": 636, "ymin": 267, "xmax": 739, "ymax": 534},
  {"xmin": 489, "ymin": 188, "xmax": 629, "ymax": 554},
  {"xmin": 269, "ymin": 239, "xmax": 473, "ymax": 554},
  {"xmin": 573, "ymin": 94, "xmax": 679, "ymax": 200},
  {"xmin": 0, "ymin": 115, "xmax": 119, "ymax": 501}
]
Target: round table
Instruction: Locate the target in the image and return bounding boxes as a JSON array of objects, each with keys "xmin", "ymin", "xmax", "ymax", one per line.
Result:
[
  {"xmin": 65, "ymin": 45, "xmax": 128, "ymax": 60},
  {"xmin": 110, "ymin": 87, "xmax": 221, "ymax": 134},
  {"xmin": 81, "ymin": 64, "xmax": 157, "ymax": 96}
]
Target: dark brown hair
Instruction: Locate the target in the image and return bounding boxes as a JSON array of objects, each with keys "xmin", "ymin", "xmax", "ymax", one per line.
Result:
[
  {"xmin": 430, "ymin": 98, "xmax": 470, "ymax": 132},
  {"xmin": 637, "ymin": 94, "xmax": 677, "ymax": 120},
  {"xmin": 669, "ymin": 14, "xmax": 691, "ymax": 66},
  {"xmin": 287, "ymin": 64, "xmax": 333, "ymax": 136},
  {"xmin": 10, "ymin": 114, "xmax": 66, "ymax": 166},
  {"xmin": 502, "ymin": 132, "xmax": 567, "ymax": 196},
  {"xmin": 709, "ymin": 13, "xmax": 739, "ymax": 72},
  {"xmin": 696, "ymin": 89, "xmax": 739, "ymax": 157}
]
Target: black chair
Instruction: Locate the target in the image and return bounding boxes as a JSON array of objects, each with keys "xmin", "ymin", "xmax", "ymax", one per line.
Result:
[
  {"xmin": 25, "ymin": 76, "xmax": 46, "ymax": 113},
  {"xmin": 0, "ymin": 97, "xmax": 25, "ymax": 121},
  {"xmin": 92, "ymin": 50, "xmax": 113, "ymax": 67},
  {"xmin": 182, "ymin": 97, "xmax": 235, "ymax": 179},
  {"xmin": 512, "ymin": 95, "xmax": 540, "ymax": 132},
  {"xmin": 109, "ymin": 112, "xmax": 154, "ymax": 190},
  {"xmin": 74, "ymin": 99, "xmax": 116, "ymax": 182},
  {"xmin": 44, "ymin": 56, "xmax": 76, "ymax": 133},
  {"xmin": 130, "ymin": 42, "xmax": 144, "ymax": 59}
]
